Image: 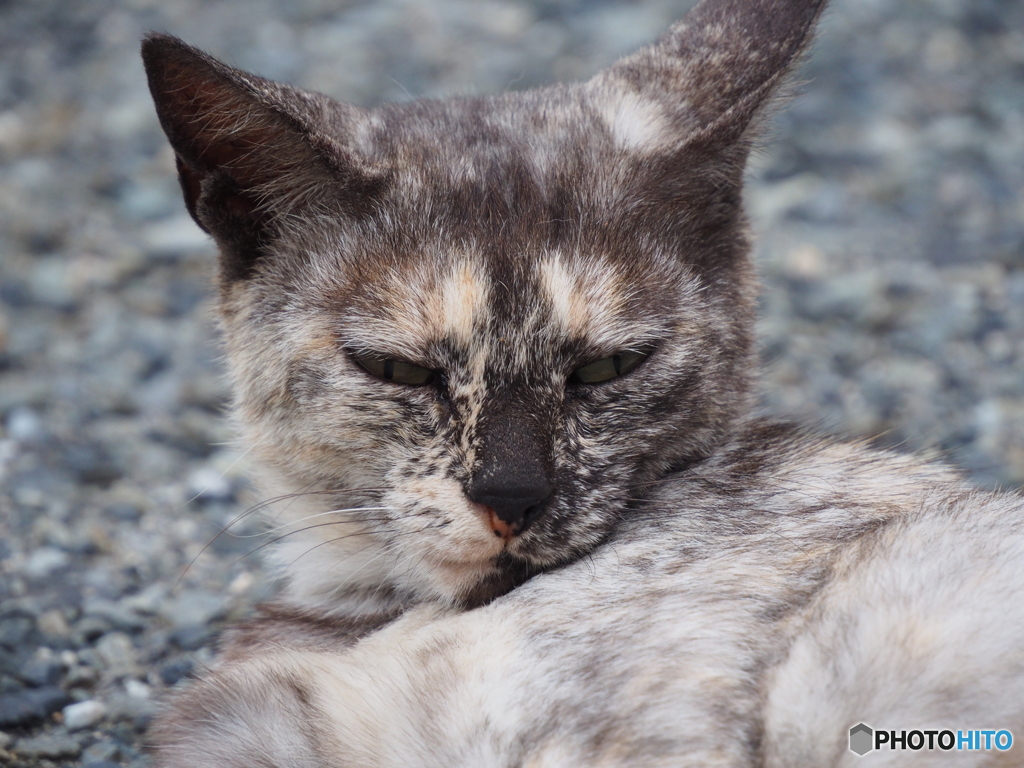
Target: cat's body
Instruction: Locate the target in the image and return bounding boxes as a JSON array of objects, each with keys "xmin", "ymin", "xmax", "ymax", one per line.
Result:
[
  {"xmin": 141, "ymin": 0, "xmax": 1024, "ymax": 764},
  {"xmin": 151, "ymin": 422, "xmax": 1024, "ymax": 767}
]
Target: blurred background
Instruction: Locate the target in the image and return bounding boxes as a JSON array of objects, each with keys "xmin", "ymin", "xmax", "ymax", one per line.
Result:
[{"xmin": 0, "ymin": 0, "xmax": 1022, "ymax": 765}]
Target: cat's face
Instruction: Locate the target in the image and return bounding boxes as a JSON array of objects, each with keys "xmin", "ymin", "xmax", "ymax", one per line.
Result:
[
  {"xmin": 221, "ymin": 96, "xmax": 756, "ymax": 606},
  {"xmin": 142, "ymin": 0, "xmax": 823, "ymax": 608}
]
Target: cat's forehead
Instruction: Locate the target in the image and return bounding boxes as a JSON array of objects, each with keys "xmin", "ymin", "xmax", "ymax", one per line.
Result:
[
  {"xmin": 335, "ymin": 243, "xmax": 688, "ymax": 363},
  {"xmin": 355, "ymin": 89, "xmax": 646, "ymax": 210},
  {"xmin": 319, "ymin": 93, "xmax": 700, "ymax": 360}
]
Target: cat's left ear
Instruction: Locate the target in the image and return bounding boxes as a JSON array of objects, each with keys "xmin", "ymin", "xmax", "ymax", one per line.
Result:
[
  {"xmin": 142, "ymin": 34, "xmax": 385, "ymax": 282},
  {"xmin": 590, "ymin": 0, "xmax": 826, "ymax": 156}
]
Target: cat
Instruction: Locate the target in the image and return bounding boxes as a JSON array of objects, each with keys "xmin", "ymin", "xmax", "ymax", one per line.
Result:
[
  {"xmin": 141, "ymin": 0, "xmax": 1024, "ymax": 764},
  {"xmin": 140, "ymin": 0, "xmax": 783, "ymax": 615}
]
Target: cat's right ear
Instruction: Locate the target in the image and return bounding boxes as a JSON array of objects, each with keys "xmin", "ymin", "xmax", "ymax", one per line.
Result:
[
  {"xmin": 141, "ymin": 34, "xmax": 385, "ymax": 282},
  {"xmin": 592, "ymin": 0, "xmax": 827, "ymax": 157}
]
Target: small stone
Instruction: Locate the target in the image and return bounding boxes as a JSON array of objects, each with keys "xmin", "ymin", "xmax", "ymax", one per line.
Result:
[
  {"xmin": 0, "ymin": 598, "xmax": 40, "ymax": 618},
  {"xmin": 23, "ymin": 546, "xmax": 71, "ymax": 579},
  {"xmin": 5, "ymin": 406, "xmax": 43, "ymax": 442},
  {"xmin": 75, "ymin": 648, "xmax": 99, "ymax": 667},
  {"xmin": 94, "ymin": 632, "xmax": 139, "ymax": 678},
  {"xmin": 0, "ymin": 730, "xmax": 10, "ymax": 749},
  {"xmin": 14, "ymin": 732, "xmax": 82, "ymax": 760},
  {"xmin": 73, "ymin": 615, "xmax": 113, "ymax": 645},
  {"xmin": 12, "ymin": 485, "xmax": 46, "ymax": 509},
  {"xmin": 186, "ymin": 466, "xmax": 234, "ymax": 502},
  {"xmin": 118, "ymin": 583, "xmax": 167, "ymax": 615},
  {"xmin": 37, "ymin": 609, "xmax": 71, "ymax": 638},
  {"xmin": 65, "ymin": 664, "xmax": 99, "ymax": 688},
  {"xmin": 0, "ymin": 615, "xmax": 37, "ymax": 649},
  {"xmin": 141, "ymin": 215, "xmax": 213, "ymax": 256},
  {"xmin": 19, "ymin": 656, "xmax": 65, "ymax": 687},
  {"xmin": 0, "ymin": 649, "xmax": 19, "ymax": 678},
  {"xmin": 103, "ymin": 100, "xmax": 153, "ymax": 140},
  {"xmin": 82, "ymin": 738, "xmax": 119, "ymax": 765},
  {"xmin": 105, "ymin": 502, "xmax": 142, "ymax": 522},
  {"xmin": 0, "ymin": 687, "xmax": 71, "ymax": 728},
  {"xmin": 781, "ymin": 243, "xmax": 826, "ymax": 280},
  {"xmin": 83, "ymin": 599, "xmax": 147, "ymax": 633},
  {"xmin": 158, "ymin": 657, "xmax": 193, "ymax": 686},
  {"xmin": 168, "ymin": 624, "xmax": 214, "ymax": 651},
  {"xmin": 28, "ymin": 257, "xmax": 79, "ymax": 308},
  {"xmin": 61, "ymin": 440, "xmax": 123, "ymax": 487},
  {"xmin": 63, "ymin": 699, "xmax": 107, "ymax": 731},
  {"xmin": 106, "ymin": 692, "xmax": 159, "ymax": 728},
  {"xmin": 158, "ymin": 590, "xmax": 230, "ymax": 629},
  {"xmin": 124, "ymin": 679, "xmax": 150, "ymax": 699}
]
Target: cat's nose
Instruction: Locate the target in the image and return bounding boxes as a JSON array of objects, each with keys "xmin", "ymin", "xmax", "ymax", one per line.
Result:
[
  {"xmin": 468, "ymin": 402, "xmax": 554, "ymax": 536},
  {"xmin": 470, "ymin": 480, "xmax": 552, "ymax": 536}
]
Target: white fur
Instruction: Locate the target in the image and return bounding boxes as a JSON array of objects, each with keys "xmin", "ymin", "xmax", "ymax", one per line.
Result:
[{"xmin": 592, "ymin": 81, "xmax": 675, "ymax": 154}]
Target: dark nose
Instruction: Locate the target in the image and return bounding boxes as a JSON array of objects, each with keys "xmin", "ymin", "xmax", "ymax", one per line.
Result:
[
  {"xmin": 467, "ymin": 405, "xmax": 553, "ymax": 535},
  {"xmin": 469, "ymin": 478, "xmax": 553, "ymax": 533}
]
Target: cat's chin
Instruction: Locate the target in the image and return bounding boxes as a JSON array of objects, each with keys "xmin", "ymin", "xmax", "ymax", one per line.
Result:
[
  {"xmin": 449, "ymin": 552, "xmax": 538, "ymax": 609},
  {"xmin": 383, "ymin": 548, "xmax": 538, "ymax": 610}
]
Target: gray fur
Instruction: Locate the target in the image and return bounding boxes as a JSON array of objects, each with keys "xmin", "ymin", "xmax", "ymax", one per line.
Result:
[{"xmin": 142, "ymin": 0, "xmax": 1024, "ymax": 764}]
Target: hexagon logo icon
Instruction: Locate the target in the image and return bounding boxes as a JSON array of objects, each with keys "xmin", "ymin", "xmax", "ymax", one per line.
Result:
[{"xmin": 850, "ymin": 723, "xmax": 874, "ymax": 756}]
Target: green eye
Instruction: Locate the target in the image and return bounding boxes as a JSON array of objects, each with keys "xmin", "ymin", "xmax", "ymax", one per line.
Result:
[
  {"xmin": 568, "ymin": 349, "xmax": 649, "ymax": 385},
  {"xmin": 353, "ymin": 354, "xmax": 435, "ymax": 386}
]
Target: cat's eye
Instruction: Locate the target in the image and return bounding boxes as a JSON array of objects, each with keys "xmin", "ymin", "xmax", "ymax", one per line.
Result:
[
  {"xmin": 352, "ymin": 354, "xmax": 435, "ymax": 386},
  {"xmin": 568, "ymin": 349, "xmax": 650, "ymax": 385}
]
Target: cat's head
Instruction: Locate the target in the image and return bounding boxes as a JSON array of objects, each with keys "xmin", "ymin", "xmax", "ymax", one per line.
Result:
[{"xmin": 143, "ymin": 0, "xmax": 825, "ymax": 609}]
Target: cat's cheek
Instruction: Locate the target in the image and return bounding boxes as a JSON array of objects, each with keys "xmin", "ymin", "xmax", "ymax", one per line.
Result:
[{"xmin": 384, "ymin": 477, "xmax": 508, "ymax": 560}]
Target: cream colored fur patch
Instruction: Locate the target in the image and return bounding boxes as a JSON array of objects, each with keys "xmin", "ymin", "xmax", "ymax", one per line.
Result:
[
  {"xmin": 537, "ymin": 253, "xmax": 630, "ymax": 347},
  {"xmin": 595, "ymin": 85, "xmax": 674, "ymax": 153},
  {"xmin": 440, "ymin": 260, "xmax": 490, "ymax": 345}
]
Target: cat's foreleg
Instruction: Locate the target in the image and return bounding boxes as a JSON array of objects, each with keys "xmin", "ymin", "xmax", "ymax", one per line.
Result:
[{"xmin": 150, "ymin": 605, "xmax": 529, "ymax": 768}]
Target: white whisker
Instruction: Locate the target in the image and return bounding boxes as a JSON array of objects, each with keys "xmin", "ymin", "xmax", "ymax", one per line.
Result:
[{"xmin": 228, "ymin": 507, "xmax": 399, "ymax": 538}]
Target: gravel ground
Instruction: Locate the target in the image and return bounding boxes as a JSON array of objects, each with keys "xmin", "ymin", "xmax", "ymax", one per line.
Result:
[{"xmin": 0, "ymin": 0, "xmax": 1022, "ymax": 765}]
